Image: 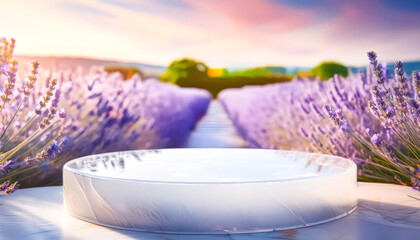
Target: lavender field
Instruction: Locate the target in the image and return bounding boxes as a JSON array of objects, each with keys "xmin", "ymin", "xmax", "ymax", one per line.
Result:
[{"xmin": 1, "ymin": 1, "xmax": 420, "ymax": 239}]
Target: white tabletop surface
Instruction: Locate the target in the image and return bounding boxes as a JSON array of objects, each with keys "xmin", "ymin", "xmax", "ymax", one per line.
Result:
[{"xmin": 1, "ymin": 182, "xmax": 420, "ymax": 240}]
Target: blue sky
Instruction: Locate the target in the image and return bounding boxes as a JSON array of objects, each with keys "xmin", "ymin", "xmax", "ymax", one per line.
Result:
[{"xmin": 2, "ymin": 0, "xmax": 420, "ymax": 67}]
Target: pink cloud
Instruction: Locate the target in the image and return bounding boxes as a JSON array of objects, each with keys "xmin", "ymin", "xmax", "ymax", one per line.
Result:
[
  {"xmin": 326, "ymin": 0, "xmax": 420, "ymax": 39},
  {"xmin": 181, "ymin": 0, "xmax": 315, "ymax": 32}
]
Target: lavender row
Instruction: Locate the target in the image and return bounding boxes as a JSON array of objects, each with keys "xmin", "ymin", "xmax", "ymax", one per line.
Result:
[
  {"xmin": 220, "ymin": 53, "xmax": 420, "ymax": 190},
  {"xmin": 1, "ymin": 38, "xmax": 211, "ymax": 191},
  {"xmin": 17, "ymin": 72, "xmax": 211, "ymax": 187}
]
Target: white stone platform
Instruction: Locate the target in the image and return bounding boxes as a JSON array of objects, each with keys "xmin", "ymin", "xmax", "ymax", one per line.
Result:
[{"xmin": 1, "ymin": 182, "xmax": 420, "ymax": 240}]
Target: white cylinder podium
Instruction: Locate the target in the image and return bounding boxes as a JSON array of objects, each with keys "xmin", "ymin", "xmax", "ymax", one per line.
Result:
[{"xmin": 63, "ymin": 149, "xmax": 357, "ymax": 234}]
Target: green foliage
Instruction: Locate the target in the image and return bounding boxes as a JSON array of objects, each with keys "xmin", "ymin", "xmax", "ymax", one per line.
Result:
[
  {"xmin": 161, "ymin": 58, "xmax": 292, "ymax": 97},
  {"xmin": 223, "ymin": 66, "xmax": 286, "ymax": 78},
  {"xmin": 224, "ymin": 67, "xmax": 272, "ymax": 78},
  {"xmin": 311, "ymin": 62, "xmax": 348, "ymax": 81},
  {"xmin": 263, "ymin": 66, "xmax": 287, "ymax": 74},
  {"xmin": 104, "ymin": 66, "xmax": 142, "ymax": 80},
  {"xmin": 177, "ymin": 75, "xmax": 291, "ymax": 98},
  {"xmin": 161, "ymin": 58, "xmax": 208, "ymax": 83}
]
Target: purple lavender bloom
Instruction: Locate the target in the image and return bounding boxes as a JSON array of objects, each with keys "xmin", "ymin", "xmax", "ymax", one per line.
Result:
[
  {"xmin": 300, "ymin": 128, "xmax": 309, "ymax": 138},
  {"xmin": 59, "ymin": 108, "xmax": 66, "ymax": 118},
  {"xmin": 412, "ymin": 179, "xmax": 420, "ymax": 191},
  {"xmin": 367, "ymin": 51, "xmax": 386, "ymax": 84},
  {"xmin": 0, "ymin": 181, "xmax": 10, "ymax": 191},
  {"xmin": 300, "ymin": 102, "xmax": 310, "ymax": 114},
  {"xmin": 311, "ymin": 102, "xmax": 325, "ymax": 119},
  {"xmin": 368, "ymin": 100, "xmax": 380, "ymax": 117},
  {"xmin": 371, "ymin": 134, "xmax": 381, "ymax": 146},
  {"xmin": 51, "ymin": 89, "xmax": 61, "ymax": 108},
  {"xmin": 408, "ymin": 99, "xmax": 419, "ymax": 110},
  {"xmin": 45, "ymin": 141, "xmax": 60, "ymax": 158},
  {"xmin": 339, "ymin": 122, "xmax": 349, "ymax": 133},
  {"xmin": 0, "ymin": 160, "xmax": 14, "ymax": 176},
  {"xmin": 317, "ymin": 126, "xmax": 325, "ymax": 135},
  {"xmin": 367, "ymin": 51, "xmax": 377, "ymax": 63},
  {"xmin": 385, "ymin": 107, "xmax": 396, "ymax": 118},
  {"xmin": 395, "ymin": 61, "xmax": 409, "ymax": 97},
  {"xmin": 88, "ymin": 93, "xmax": 102, "ymax": 99},
  {"xmin": 413, "ymin": 70, "xmax": 420, "ymax": 98},
  {"xmin": 2, "ymin": 182, "xmax": 19, "ymax": 195},
  {"xmin": 386, "ymin": 145, "xmax": 398, "ymax": 163}
]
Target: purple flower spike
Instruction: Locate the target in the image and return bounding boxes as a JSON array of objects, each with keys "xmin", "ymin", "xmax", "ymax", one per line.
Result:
[
  {"xmin": 367, "ymin": 51, "xmax": 377, "ymax": 62},
  {"xmin": 59, "ymin": 108, "xmax": 67, "ymax": 119},
  {"xmin": 394, "ymin": 61, "xmax": 409, "ymax": 97},
  {"xmin": 386, "ymin": 145, "xmax": 398, "ymax": 163},
  {"xmin": 413, "ymin": 70, "xmax": 420, "ymax": 98},
  {"xmin": 0, "ymin": 181, "xmax": 10, "ymax": 191},
  {"xmin": 299, "ymin": 128, "xmax": 309, "ymax": 138},
  {"xmin": 2, "ymin": 182, "xmax": 19, "ymax": 195},
  {"xmin": 367, "ymin": 51, "xmax": 386, "ymax": 84},
  {"xmin": 339, "ymin": 122, "xmax": 349, "ymax": 133},
  {"xmin": 386, "ymin": 107, "xmax": 396, "ymax": 118},
  {"xmin": 0, "ymin": 160, "xmax": 13, "ymax": 176},
  {"xmin": 371, "ymin": 134, "xmax": 381, "ymax": 146}
]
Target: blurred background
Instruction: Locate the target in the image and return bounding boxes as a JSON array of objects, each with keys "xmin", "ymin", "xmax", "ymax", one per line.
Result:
[{"xmin": 2, "ymin": 0, "xmax": 420, "ymax": 96}]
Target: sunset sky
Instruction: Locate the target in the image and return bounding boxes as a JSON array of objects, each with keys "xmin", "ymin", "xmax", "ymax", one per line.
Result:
[{"xmin": 2, "ymin": 0, "xmax": 420, "ymax": 67}]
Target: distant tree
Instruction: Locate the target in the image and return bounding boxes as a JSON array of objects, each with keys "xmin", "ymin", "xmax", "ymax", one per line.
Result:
[
  {"xmin": 311, "ymin": 62, "xmax": 349, "ymax": 81},
  {"xmin": 161, "ymin": 58, "xmax": 208, "ymax": 84}
]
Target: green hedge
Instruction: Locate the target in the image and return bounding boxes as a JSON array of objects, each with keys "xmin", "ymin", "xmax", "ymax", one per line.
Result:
[
  {"xmin": 311, "ymin": 62, "xmax": 348, "ymax": 80},
  {"xmin": 177, "ymin": 75, "xmax": 292, "ymax": 98}
]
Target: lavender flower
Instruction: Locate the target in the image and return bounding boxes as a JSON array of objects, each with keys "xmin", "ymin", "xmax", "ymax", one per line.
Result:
[
  {"xmin": 0, "ymin": 38, "xmax": 67, "ymax": 199},
  {"xmin": 385, "ymin": 107, "xmax": 396, "ymax": 118},
  {"xmin": 0, "ymin": 181, "xmax": 10, "ymax": 191},
  {"xmin": 59, "ymin": 108, "xmax": 66, "ymax": 118},
  {"xmin": 393, "ymin": 84, "xmax": 407, "ymax": 114},
  {"xmin": 371, "ymin": 134, "xmax": 381, "ymax": 146},
  {"xmin": 0, "ymin": 160, "xmax": 13, "ymax": 176},
  {"xmin": 0, "ymin": 59, "xmax": 18, "ymax": 109},
  {"xmin": 39, "ymin": 107, "xmax": 56, "ymax": 129},
  {"xmin": 414, "ymin": 70, "xmax": 420, "ymax": 98},
  {"xmin": 1, "ymin": 182, "xmax": 19, "ymax": 195},
  {"xmin": 368, "ymin": 51, "xmax": 386, "ymax": 84},
  {"xmin": 23, "ymin": 61, "xmax": 39, "ymax": 96},
  {"xmin": 395, "ymin": 61, "xmax": 409, "ymax": 97},
  {"xmin": 35, "ymin": 78, "xmax": 57, "ymax": 115}
]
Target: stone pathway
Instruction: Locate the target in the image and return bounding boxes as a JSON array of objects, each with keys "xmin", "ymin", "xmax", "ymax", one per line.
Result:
[{"xmin": 185, "ymin": 100, "xmax": 247, "ymax": 148}]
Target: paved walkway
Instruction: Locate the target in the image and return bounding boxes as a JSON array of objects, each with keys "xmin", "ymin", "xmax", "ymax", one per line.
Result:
[{"xmin": 185, "ymin": 100, "xmax": 247, "ymax": 148}]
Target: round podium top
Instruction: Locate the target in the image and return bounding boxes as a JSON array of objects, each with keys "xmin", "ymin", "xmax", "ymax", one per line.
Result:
[{"xmin": 64, "ymin": 149, "xmax": 354, "ymax": 183}]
